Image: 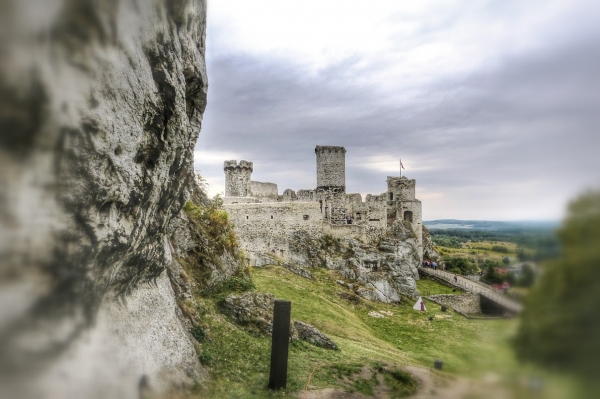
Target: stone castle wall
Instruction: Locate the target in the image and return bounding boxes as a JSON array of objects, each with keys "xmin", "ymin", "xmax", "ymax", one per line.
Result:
[
  {"xmin": 398, "ymin": 199, "xmax": 423, "ymax": 259},
  {"xmin": 425, "ymin": 294, "xmax": 481, "ymax": 314},
  {"xmin": 248, "ymin": 181, "xmax": 278, "ymax": 201},
  {"xmin": 224, "ymin": 202, "xmax": 322, "ymax": 264},
  {"xmin": 222, "ymin": 146, "xmax": 425, "ymax": 263},
  {"xmin": 297, "ymin": 189, "xmax": 316, "ymax": 202}
]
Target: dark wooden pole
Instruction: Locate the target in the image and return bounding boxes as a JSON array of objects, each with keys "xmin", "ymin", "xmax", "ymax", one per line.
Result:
[{"xmin": 269, "ymin": 300, "xmax": 291, "ymax": 390}]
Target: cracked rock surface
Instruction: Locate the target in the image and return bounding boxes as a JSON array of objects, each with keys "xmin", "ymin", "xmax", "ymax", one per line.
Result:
[
  {"xmin": 0, "ymin": 1, "xmax": 209, "ymax": 398},
  {"xmin": 289, "ymin": 221, "xmax": 421, "ymax": 303}
]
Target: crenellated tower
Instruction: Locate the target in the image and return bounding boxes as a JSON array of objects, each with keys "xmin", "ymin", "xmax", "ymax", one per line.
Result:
[
  {"xmin": 224, "ymin": 160, "xmax": 253, "ymax": 197},
  {"xmin": 315, "ymin": 146, "xmax": 348, "ymax": 224}
]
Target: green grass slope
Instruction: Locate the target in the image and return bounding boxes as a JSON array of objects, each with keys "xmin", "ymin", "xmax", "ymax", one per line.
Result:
[{"xmin": 181, "ymin": 266, "xmax": 581, "ymax": 398}]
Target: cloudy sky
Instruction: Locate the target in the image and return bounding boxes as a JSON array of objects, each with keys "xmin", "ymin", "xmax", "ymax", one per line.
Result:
[{"xmin": 194, "ymin": 0, "xmax": 600, "ymax": 221}]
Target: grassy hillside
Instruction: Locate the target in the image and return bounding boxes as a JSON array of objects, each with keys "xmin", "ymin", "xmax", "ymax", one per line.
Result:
[{"xmin": 175, "ymin": 265, "xmax": 581, "ymax": 398}]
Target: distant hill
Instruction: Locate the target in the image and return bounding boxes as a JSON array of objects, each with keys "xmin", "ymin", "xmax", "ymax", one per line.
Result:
[{"xmin": 423, "ymin": 219, "xmax": 559, "ymax": 231}]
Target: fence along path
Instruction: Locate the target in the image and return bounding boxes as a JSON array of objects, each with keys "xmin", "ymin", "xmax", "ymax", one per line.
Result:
[{"xmin": 419, "ymin": 267, "xmax": 523, "ymax": 313}]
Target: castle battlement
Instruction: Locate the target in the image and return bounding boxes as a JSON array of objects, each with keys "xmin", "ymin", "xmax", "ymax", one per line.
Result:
[
  {"xmin": 315, "ymin": 146, "xmax": 346, "ymax": 154},
  {"xmin": 387, "ymin": 176, "xmax": 415, "ymax": 189},
  {"xmin": 224, "ymin": 160, "xmax": 254, "ymax": 171}
]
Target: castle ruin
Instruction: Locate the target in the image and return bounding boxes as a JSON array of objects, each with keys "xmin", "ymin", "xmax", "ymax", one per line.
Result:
[{"xmin": 223, "ymin": 146, "xmax": 423, "ymax": 265}]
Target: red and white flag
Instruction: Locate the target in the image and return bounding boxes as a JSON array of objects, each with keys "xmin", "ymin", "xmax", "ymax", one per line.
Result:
[{"xmin": 400, "ymin": 160, "xmax": 405, "ymax": 170}]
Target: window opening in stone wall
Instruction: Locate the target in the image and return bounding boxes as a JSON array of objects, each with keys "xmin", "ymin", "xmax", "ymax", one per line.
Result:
[
  {"xmin": 245, "ymin": 215, "xmax": 249, "ymax": 220},
  {"xmin": 319, "ymin": 200, "xmax": 323, "ymax": 212},
  {"xmin": 270, "ymin": 215, "xmax": 273, "ymax": 220},
  {"xmin": 280, "ymin": 249, "xmax": 285, "ymax": 256},
  {"xmin": 389, "ymin": 192, "xmax": 393, "ymax": 200},
  {"xmin": 303, "ymin": 215, "xmax": 309, "ymax": 220},
  {"xmin": 404, "ymin": 211, "xmax": 413, "ymax": 222}
]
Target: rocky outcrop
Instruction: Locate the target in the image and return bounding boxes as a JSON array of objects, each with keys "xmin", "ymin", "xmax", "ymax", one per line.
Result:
[
  {"xmin": 0, "ymin": 1, "xmax": 214, "ymax": 398},
  {"xmin": 422, "ymin": 225, "xmax": 445, "ymax": 269},
  {"xmin": 288, "ymin": 220, "xmax": 421, "ymax": 302},
  {"xmin": 221, "ymin": 292, "xmax": 338, "ymax": 349},
  {"xmin": 293, "ymin": 321, "xmax": 338, "ymax": 350}
]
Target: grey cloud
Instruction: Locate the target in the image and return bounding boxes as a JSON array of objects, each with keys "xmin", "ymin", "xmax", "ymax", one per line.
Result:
[{"xmin": 197, "ymin": 25, "xmax": 600, "ymax": 218}]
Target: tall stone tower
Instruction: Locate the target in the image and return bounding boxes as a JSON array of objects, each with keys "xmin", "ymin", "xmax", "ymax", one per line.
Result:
[
  {"xmin": 315, "ymin": 146, "xmax": 346, "ymax": 190},
  {"xmin": 387, "ymin": 176, "xmax": 423, "ymax": 260},
  {"xmin": 315, "ymin": 146, "xmax": 347, "ymax": 224},
  {"xmin": 224, "ymin": 160, "xmax": 253, "ymax": 197}
]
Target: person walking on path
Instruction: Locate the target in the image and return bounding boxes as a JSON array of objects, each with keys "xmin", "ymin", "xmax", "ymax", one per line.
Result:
[
  {"xmin": 453, "ymin": 274, "xmax": 458, "ymax": 283},
  {"xmin": 432, "ymin": 261, "xmax": 437, "ymax": 270},
  {"xmin": 420, "ymin": 300, "xmax": 425, "ymax": 311}
]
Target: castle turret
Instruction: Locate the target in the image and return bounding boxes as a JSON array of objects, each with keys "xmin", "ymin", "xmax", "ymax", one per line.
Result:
[
  {"xmin": 387, "ymin": 176, "xmax": 422, "ymax": 260},
  {"xmin": 224, "ymin": 160, "xmax": 253, "ymax": 197},
  {"xmin": 315, "ymin": 146, "xmax": 347, "ymax": 224},
  {"xmin": 315, "ymin": 146, "xmax": 346, "ymax": 191},
  {"xmin": 386, "ymin": 176, "xmax": 416, "ymax": 201}
]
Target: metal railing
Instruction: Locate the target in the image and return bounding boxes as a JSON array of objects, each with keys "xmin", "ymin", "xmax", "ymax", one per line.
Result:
[{"xmin": 419, "ymin": 267, "xmax": 523, "ymax": 312}]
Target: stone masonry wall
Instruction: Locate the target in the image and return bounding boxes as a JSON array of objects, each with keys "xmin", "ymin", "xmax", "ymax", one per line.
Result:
[
  {"xmin": 224, "ymin": 202, "xmax": 322, "ymax": 264},
  {"xmin": 387, "ymin": 177, "xmax": 416, "ymax": 201},
  {"xmin": 426, "ymin": 294, "xmax": 481, "ymax": 314},
  {"xmin": 398, "ymin": 199, "xmax": 423, "ymax": 260},
  {"xmin": 315, "ymin": 146, "xmax": 346, "ymax": 189},
  {"xmin": 297, "ymin": 189, "xmax": 316, "ymax": 202},
  {"xmin": 248, "ymin": 180, "xmax": 278, "ymax": 201}
]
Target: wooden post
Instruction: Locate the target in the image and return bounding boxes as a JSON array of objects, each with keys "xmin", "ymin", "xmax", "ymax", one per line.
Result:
[{"xmin": 269, "ymin": 300, "xmax": 291, "ymax": 390}]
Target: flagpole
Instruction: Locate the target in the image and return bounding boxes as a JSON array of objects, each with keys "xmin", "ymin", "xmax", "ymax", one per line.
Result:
[{"xmin": 400, "ymin": 158, "xmax": 402, "ymax": 177}]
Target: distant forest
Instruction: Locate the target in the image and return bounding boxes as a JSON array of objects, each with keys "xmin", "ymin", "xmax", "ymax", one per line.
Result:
[{"xmin": 428, "ymin": 227, "xmax": 560, "ymax": 261}]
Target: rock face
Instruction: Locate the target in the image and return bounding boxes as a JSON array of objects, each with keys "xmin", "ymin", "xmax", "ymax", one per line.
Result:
[
  {"xmin": 422, "ymin": 225, "xmax": 445, "ymax": 269},
  {"xmin": 293, "ymin": 321, "xmax": 338, "ymax": 350},
  {"xmin": 0, "ymin": 1, "xmax": 212, "ymax": 398},
  {"xmin": 221, "ymin": 292, "xmax": 338, "ymax": 349},
  {"xmin": 288, "ymin": 220, "xmax": 421, "ymax": 302}
]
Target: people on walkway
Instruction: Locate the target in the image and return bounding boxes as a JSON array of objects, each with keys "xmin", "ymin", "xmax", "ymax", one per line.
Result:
[
  {"xmin": 432, "ymin": 261, "xmax": 437, "ymax": 270},
  {"xmin": 420, "ymin": 300, "xmax": 425, "ymax": 311},
  {"xmin": 453, "ymin": 274, "xmax": 458, "ymax": 283}
]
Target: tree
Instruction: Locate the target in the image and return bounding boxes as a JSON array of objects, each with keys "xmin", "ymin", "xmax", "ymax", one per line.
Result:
[
  {"xmin": 444, "ymin": 256, "xmax": 478, "ymax": 275},
  {"xmin": 513, "ymin": 190, "xmax": 600, "ymax": 386},
  {"xmin": 505, "ymin": 272, "xmax": 517, "ymax": 286},
  {"xmin": 483, "ymin": 264, "xmax": 503, "ymax": 284},
  {"xmin": 518, "ymin": 263, "xmax": 535, "ymax": 287}
]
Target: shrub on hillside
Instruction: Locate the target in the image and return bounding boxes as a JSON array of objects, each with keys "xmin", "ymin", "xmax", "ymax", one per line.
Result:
[{"xmin": 443, "ymin": 256, "xmax": 478, "ymax": 275}]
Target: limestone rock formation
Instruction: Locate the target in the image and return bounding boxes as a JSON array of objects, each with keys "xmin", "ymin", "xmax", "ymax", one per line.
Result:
[
  {"xmin": 293, "ymin": 321, "xmax": 338, "ymax": 350},
  {"xmin": 221, "ymin": 292, "xmax": 338, "ymax": 349},
  {"xmin": 422, "ymin": 225, "xmax": 445, "ymax": 269},
  {"xmin": 288, "ymin": 221, "xmax": 421, "ymax": 303},
  {"xmin": 0, "ymin": 1, "xmax": 220, "ymax": 397}
]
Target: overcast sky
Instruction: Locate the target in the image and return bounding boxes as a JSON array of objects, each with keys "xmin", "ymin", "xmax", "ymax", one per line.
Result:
[{"xmin": 194, "ymin": 0, "xmax": 600, "ymax": 221}]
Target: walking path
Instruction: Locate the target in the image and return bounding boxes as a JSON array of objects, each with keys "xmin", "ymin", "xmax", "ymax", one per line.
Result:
[{"xmin": 418, "ymin": 267, "xmax": 523, "ymax": 313}]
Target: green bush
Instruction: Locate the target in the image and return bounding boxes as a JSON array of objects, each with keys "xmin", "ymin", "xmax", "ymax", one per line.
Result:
[
  {"xmin": 443, "ymin": 257, "xmax": 478, "ymax": 275},
  {"xmin": 202, "ymin": 275, "xmax": 255, "ymax": 298},
  {"xmin": 190, "ymin": 326, "xmax": 208, "ymax": 342}
]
